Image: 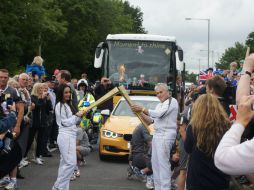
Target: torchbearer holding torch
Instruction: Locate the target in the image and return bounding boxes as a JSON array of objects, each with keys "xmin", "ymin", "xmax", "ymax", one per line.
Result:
[
  {"xmin": 131, "ymin": 83, "xmax": 179, "ymax": 190},
  {"xmin": 52, "ymin": 84, "xmax": 88, "ymax": 190}
]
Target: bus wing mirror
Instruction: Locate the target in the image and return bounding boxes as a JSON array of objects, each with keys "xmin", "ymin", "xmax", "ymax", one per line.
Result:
[
  {"xmin": 94, "ymin": 42, "xmax": 107, "ymax": 68},
  {"xmin": 177, "ymin": 46, "xmax": 184, "ymax": 62}
]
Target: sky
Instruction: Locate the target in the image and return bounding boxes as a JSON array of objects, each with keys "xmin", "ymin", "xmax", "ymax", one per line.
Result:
[{"xmin": 126, "ymin": 0, "xmax": 254, "ymax": 73}]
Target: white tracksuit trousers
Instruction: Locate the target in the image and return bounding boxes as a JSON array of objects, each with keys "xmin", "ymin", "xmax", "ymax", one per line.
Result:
[
  {"xmin": 152, "ymin": 136, "xmax": 174, "ymax": 190},
  {"xmin": 53, "ymin": 133, "xmax": 77, "ymax": 190}
]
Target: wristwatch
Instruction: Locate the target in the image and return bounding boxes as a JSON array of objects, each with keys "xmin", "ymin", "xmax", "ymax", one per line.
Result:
[{"xmin": 245, "ymin": 71, "xmax": 252, "ymax": 77}]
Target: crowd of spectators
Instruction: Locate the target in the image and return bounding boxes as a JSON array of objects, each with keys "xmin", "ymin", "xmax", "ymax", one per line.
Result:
[
  {"xmin": 0, "ymin": 56, "xmax": 114, "ymax": 190},
  {"xmin": 170, "ymin": 54, "xmax": 254, "ymax": 189},
  {"xmin": 127, "ymin": 54, "xmax": 254, "ymax": 190},
  {"xmin": 1, "ymin": 53, "xmax": 254, "ymax": 190}
]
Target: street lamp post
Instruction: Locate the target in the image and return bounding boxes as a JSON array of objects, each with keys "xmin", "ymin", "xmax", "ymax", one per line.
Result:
[
  {"xmin": 186, "ymin": 18, "xmax": 210, "ymax": 69},
  {"xmin": 200, "ymin": 50, "xmax": 214, "ymax": 68},
  {"xmin": 198, "ymin": 58, "xmax": 201, "ymax": 72}
]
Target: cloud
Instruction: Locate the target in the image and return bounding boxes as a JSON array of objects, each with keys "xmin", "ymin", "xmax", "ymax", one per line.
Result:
[{"xmin": 126, "ymin": 0, "xmax": 254, "ymax": 70}]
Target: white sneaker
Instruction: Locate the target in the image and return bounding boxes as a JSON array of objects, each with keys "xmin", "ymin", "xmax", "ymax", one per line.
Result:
[
  {"xmin": 74, "ymin": 169, "xmax": 80, "ymax": 177},
  {"xmin": 78, "ymin": 159, "xmax": 86, "ymax": 166},
  {"xmin": 4, "ymin": 179, "xmax": 17, "ymax": 190},
  {"xmin": 39, "ymin": 156, "xmax": 45, "ymax": 162},
  {"xmin": 70, "ymin": 173, "xmax": 76, "ymax": 181},
  {"xmin": 35, "ymin": 157, "xmax": 43, "ymax": 165},
  {"xmin": 146, "ymin": 175, "xmax": 154, "ymax": 189},
  {"xmin": 0, "ymin": 178, "xmax": 10, "ymax": 188},
  {"xmin": 19, "ymin": 159, "xmax": 29, "ymax": 168}
]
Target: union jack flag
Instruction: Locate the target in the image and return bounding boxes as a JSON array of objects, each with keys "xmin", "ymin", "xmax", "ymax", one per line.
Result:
[
  {"xmin": 199, "ymin": 70, "xmax": 208, "ymax": 80},
  {"xmin": 199, "ymin": 70, "xmax": 214, "ymax": 80}
]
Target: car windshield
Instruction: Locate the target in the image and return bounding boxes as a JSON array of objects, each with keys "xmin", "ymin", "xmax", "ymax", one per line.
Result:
[
  {"xmin": 113, "ymin": 100, "xmax": 159, "ymax": 116},
  {"xmin": 107, "ymin": 40, "xmax": 173, "ymax": 89}
]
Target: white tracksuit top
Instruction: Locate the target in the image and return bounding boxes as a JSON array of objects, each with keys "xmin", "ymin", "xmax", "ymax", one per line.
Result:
[
  {"xmin": 148, "ymin": 97, "xmax": 179, "ymax": 139},
  {"xmin": 55, "ymin": 102, "xmax": 80, "ymax": 137}
]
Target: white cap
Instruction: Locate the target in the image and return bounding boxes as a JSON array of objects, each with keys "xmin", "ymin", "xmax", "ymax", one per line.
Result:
[{"xmin": 77, "ymin": 79, "xmax": 88, "ymax": 88}]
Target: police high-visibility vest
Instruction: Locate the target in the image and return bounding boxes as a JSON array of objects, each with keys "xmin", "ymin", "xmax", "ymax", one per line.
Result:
[{"xmin": 78, "ymin": 93, "xmax": 96, "ymax": 129}]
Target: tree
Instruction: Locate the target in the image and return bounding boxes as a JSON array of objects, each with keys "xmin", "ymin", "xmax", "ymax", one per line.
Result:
[
  {"xmin": 246, "ymin": 32, "xmax": 254, "ymax": 52},
  {"xmin": 0, "ymin": 0, "xmax": 67, "ymax": 74},
  {"xmin": 43, "ymin": 0, "xmax": 146, "ymax": 78},
  {"xmin": 184, "ymin": 71, "xmax": 198, "ymax": 83},
  {"xmin": 0, "ymin": 0, "xmax": 146, "ymax": 78},
  {"xmin": 123, "ymin": 1, "xmax": 147, "ymax": 33},
  {"xmin": 216, "ymin": 42, "xmax": 247, "ymax": 69}
]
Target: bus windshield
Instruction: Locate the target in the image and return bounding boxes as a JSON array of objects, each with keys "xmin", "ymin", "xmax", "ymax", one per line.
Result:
[{"xmin": 107, "ymin": 40, "xmax": 174, "ymax": 89}]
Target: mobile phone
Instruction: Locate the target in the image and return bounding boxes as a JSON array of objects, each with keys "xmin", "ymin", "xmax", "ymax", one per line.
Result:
[{"xmin": 6, "ymin": 97, "xmax": 13, "ymax": 109}]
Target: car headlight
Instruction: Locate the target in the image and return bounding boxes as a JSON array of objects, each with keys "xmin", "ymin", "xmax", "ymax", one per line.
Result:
[{"xmin": 102, "ymin": 130, "xmax": 122, "ymax": 138}]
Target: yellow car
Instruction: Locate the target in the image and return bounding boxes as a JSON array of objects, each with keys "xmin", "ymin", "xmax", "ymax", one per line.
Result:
[{"xmin": 99, "ymin": 96, "xmax": 159, "ymax": 160}]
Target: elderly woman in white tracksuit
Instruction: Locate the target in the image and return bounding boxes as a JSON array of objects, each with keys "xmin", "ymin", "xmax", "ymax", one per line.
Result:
[
  {"xmin": 132, "ymin": 83, "xmax": 179, "ymax": 190},
  {"xmin": 52, "ymin": 84, "xmax": 85, "ymax": 190}
]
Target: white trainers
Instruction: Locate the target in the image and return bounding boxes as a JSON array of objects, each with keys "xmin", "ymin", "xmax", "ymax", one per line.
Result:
[
  {"xmin": 0, "ymin": 178, "xmax": 10, "ymax": 188},
  {"xmin": 70, "ymin": 173, "xmax": 76, "ymax": 181},
  {"xmin": 74, "ymin": 169, "xmax": 81, "ymax": 177},
  {"xmin": 78, "ymin": 159, "xmax": 86, "ymax": 166},
  {"xmin": 4, "ymin": 179, "xmax": 17, "ymax": 190},
  {"xmin": 39, "ymin": 156, "xmax": 45, "ymax": 162},
  {"xmin": 146, "ymin": 175, "xmax": 154, "ymax": 189},
  {"xmin": 19, "ymin": 158, "xmax": 29, "ymax": 168},
  {"xmin": 35, "ymin": 157, "xmax": 43, "ymax": 165}
]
